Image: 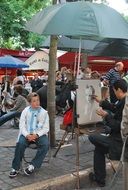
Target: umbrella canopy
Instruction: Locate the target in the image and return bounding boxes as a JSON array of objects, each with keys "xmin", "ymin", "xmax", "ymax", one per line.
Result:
[
  {"xmin": 0, "ymin": 55, "xmax": 29, "ymax": 68},
  {"xmin": 42, "ymin": 36, "xmax": 101, "ymax": 52},
  {"xmin": 90, "ymin": 39, "xmax": 128, "ymax": 59},
  {"xmin": 26, "ymin": 1, "xmax": 128, "ymax": 40},
  {"xmin": 24, "ymin": 50, "xmax": 58, "ymax": 71}
]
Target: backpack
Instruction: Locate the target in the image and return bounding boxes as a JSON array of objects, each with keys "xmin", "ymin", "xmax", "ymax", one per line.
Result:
[{"xmin": 63, "ymin": 108, "xmax": 73, "ymax": 126}]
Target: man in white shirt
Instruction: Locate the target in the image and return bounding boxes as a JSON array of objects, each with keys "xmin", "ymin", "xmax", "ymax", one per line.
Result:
[{"xmin": 9, "ymin": 92, "xmax": 49, "ymax": 178}]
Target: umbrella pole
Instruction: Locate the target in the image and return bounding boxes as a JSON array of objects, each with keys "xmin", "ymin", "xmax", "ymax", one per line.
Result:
[
  {"xmin": 6, "ymin": 68, "xmax": 7, "ymax": 82},
  {"xmin": 76, "ymin": 123, "xmax": 80, "ymax": 190},
  {"xmin": 75, "ymin": 38, "xmax": 82, "ymax": 189},
  {"xmin": 4, "ymin": 68, "xmax": 8, "ymax": 92},
  {"xmin": 77, "ymin": 38, "xmax": 82, "ymax": 78},
  {"xmin": 74, "ymin": 52, "xmax": 77, "ymax": 77},
  {"xmin": 0, "ymin": 84, "xmax": 1, "ymax": 102}
]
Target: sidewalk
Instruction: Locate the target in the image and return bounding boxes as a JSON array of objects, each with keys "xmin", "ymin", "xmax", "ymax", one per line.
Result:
[{"xmin": 0, "ymin": 116, "xmax": 123, "ymax": 190}]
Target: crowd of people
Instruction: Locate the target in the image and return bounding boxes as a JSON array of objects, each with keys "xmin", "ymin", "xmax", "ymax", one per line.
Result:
[
  {"xmin": 0, "ymin": 67, "xmax": 75, "ymax": 178},
  {"xmin": 0, "ymin": 67, "xmax": 75, "ymax": 122},
  {"xmin": 0, "ymin": 63, "xmax": 128, "ymax": 188}
]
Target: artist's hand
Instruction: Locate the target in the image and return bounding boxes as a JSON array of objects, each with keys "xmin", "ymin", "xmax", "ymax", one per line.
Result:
[
  {"xmin": 96, "ymin": 108, "xmax": 108, "ymax": 118},
  {"xmin": 92, "ymin": 95, "xmax": 100, "ymax": 103}
]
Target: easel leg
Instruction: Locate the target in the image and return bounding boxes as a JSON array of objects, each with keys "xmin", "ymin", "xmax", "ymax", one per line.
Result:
[
  {"xmin": 123, "ymin": 162, "xmax": 128, "ymax": 190},
  {"xmin": 109, "ymin": 161, "xmax": 123, "ymax": 188},
  {"xmin": 53, "ymin": 130, "xmax": 68, "ymax": 157},
  {"xmin": 67, "ymin": 132, "xmax": 74, "ymax": 143},
  {"xmin": 106, "ymin": 155, "xmax": 117, "ymax": 174},
  {"xmin": 76, "ymin": 131, "xmax": 80, "ymax": 189}
]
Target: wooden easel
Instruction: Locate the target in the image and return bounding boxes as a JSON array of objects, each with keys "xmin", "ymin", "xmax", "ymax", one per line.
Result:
[
  {"xmin": 53, "ymin": 125, "xmax": 74, "ymax": 158},
  {"xmin": 53, "ymin": 107, "xmax": 103, "ymax": 190},
  {"xmin": 54, "ymin": 79, "xmax": 103, "ymax": 189},
  {"xmin": 74, "ymin": 122, "xmax": 103, "ymax": 190}
]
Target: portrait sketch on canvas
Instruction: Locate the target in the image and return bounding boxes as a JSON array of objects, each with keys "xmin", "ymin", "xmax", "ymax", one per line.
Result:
[
  {"xmin": 76, "ymin": 79, "xmax": 102, "ymax": 125},
  {"xmin": 84, "ymin": 84, "xmax": 95, "ymax": 121}
]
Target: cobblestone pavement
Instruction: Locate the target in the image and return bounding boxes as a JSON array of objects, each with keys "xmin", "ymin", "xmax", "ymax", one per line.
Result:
[{"xmin": 0, "ymin": 116, "xmax": 123, "ymax": 190}]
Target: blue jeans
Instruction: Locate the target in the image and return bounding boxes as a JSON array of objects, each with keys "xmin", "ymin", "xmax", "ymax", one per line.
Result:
[
  {"xmin": 12, "ymin": 135, "xmax": 49, "ymax": 170},
  {"xmin": 0, "ymin": 111, "xmax": 21, "ymax": 126}
]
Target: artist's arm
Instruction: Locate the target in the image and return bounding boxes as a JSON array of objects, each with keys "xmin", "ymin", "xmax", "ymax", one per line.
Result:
[
  {"xmin": 93, "ymin": 95, "xmax": 101, "ymax": 103},
  {"xmin": 104, "ymin": 114, "xmax": 121, "ymax": 133},
  {"xmin": 93, "ymin": 96, "xmax": 116, "ymax": 112},
  {"xmin": 96, "ymin": 108, "xmax": 122, "ymax": 133},
  {"xmin": 99, "ymin": 100, "xmax": 116, "ymax": 113}
]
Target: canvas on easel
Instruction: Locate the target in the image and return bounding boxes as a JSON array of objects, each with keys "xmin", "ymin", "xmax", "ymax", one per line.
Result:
[{"xmin": 76, "ymin": 79, "xmax": 102, "ymax": 125}]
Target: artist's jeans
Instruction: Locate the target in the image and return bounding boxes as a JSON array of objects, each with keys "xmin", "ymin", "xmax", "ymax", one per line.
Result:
[
  {"xmin": 88, "ymin": 134, "xmax": 110, "ymax": 183},
  {"xmin": 0, "ymin": 111, "xmax": 21, "ymax": 126},
  {"xmin": 12, "ymin": 135, "xmax": 49, "ymax": 170}
]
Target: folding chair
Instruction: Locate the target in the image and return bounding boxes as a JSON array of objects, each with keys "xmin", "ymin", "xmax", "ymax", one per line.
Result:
[{"xmin": 108, "ymin": 136, "xmax": 128, "ymax": 188}]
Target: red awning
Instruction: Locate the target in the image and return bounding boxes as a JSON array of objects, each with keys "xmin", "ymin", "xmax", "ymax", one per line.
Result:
[{"xmin": 58, "ymin": 52, "xmax": 128, "ymax": 73}]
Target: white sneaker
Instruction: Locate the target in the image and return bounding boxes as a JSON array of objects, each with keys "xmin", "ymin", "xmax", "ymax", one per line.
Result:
[
  {"xmin": 24, "ymin": 164, "xmax": 34, "ymax": 176},
  {"xmin": 9, "ymin": 168, "xmax": 19, "ymax": 178}
]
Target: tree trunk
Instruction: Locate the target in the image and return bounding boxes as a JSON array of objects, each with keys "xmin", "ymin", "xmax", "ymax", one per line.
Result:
[
  {"xmin": 53, "ymin": 0, "xmax": 57, "ymax": 4},
  {"xmin": 47, "ymin": 0, "xmax": 58, "ymax": 148},
  {"xmin": 47, "ymin": 34, "xmax": 58, "ymax": 147},
  {"xmin": 46, "ymin": 0, "xmax": 58, "ymax": 148}
]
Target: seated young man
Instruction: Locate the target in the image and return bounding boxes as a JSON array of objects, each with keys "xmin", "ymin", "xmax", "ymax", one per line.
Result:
[
  {"xmin": 88, "ymin": 79, "xmax": 127, "ymax": 187},
  {"xmin": 9, "ymin": 92, "xmax": 49, "ymax": 178}
]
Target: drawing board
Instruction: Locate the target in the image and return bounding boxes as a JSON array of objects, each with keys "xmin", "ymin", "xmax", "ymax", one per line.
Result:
[{"xmin": 76, "ymin": 79, "xmax": 102, "ymax": 125}]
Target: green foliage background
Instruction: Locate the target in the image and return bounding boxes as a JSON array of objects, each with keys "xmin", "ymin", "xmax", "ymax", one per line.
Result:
[
  {"xmin": 0, "ymin": 0, "xmax": 51, "ymax": 49},
  {"xmin": 0, "ymin": 0, "xmax": 127, "ymax": 50}
]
